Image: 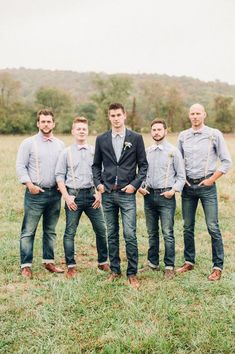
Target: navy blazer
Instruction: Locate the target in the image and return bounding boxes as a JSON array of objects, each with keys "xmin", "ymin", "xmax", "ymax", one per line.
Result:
[{"xmin": 92, "ymin": 129, "xmax": 148, "ymax": 192}]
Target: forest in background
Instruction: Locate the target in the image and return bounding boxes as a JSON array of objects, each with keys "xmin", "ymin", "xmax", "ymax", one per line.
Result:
[{"xmin": 0, "ymin": 68, "xmax": 235, "ymax": 134}]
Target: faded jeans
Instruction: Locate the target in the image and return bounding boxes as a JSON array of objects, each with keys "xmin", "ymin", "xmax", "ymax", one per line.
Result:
[
  {"xmin": 182, "ymin": 183, "xmax": 224, "ymax": 269},
  {"xmin": 102, "ymin": 191, "xmax": 138, "ymax": 276},
  {"xmin": 20, "ymin": 187, "xmax": 61, "ymax": 267},
  {"xmin": 144, "ymin": 190, "xmax": 176, "ymax": 268},
  {"xmin": 64, "ymin": 188, "xmax": 108, "ymax": 267}
]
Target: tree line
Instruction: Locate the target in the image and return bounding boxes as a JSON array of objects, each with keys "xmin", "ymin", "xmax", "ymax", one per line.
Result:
[{"xmin": 0, "ymin": 70, "xmax": 234, "ymax": 134}]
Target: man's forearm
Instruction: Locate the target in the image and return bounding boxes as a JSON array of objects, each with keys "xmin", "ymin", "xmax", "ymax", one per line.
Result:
[
  {"xmin": 57, "ymin": 181, "xmax": 69, "ymax": 198},
  {"xmin": 209, "ymin": 171, "xmax": 223, "ymax": 183}
]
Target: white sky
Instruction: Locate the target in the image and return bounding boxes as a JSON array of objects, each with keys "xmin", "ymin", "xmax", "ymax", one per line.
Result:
[{"xmin": 0, "ymin": 0, "xmax": 235, "ymax": 84}]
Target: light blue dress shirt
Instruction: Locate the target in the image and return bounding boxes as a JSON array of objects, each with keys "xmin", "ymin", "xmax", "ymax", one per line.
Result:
[
  {"xmin": 146, "ymin": 140, "xmax": 185, "ymax": 192},
  {"xmin": 177, "ymin": 125, "xmax": 232, "ymax": 179},
  {"xmin": 111, "ymin": 129, "xmax": 125, "ymax": 162},
  {"xmin": 16, "ymin": 132, "xmax": 65, "ymax": 188},
  {"xmin": 55, "ymin": 144, "xmax": 94, "ymax": 189}
]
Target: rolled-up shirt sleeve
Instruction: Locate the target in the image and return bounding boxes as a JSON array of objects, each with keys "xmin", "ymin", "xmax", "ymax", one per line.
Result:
[
  {"xmin": 55, "ymin": 149, "xmax": 68, "ymax": 183},
  {"xmin": 216, "ymin": 131, "xmax": 232, "ymax": 174},
  {"xmin": 172, "ymin": 149, "xmax": 186, "ymax": 192},
  {"xmin": 176, "ymin": 133, "xmax": 184, "ymax": 157},
  {"xmin": 16, "ymin": 139, "xmax": 32, "ymax": 184}
]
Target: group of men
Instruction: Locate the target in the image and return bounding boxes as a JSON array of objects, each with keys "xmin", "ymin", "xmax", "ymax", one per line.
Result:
[{"xmin": 16, "ymin": 102, "xmax": 232, "ymax": 288}]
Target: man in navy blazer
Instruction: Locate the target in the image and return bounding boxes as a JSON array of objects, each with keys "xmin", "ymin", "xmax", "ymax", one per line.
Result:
[{"xmin": 92, "ymin": 103, "xmax": 148, "ymax": 288}]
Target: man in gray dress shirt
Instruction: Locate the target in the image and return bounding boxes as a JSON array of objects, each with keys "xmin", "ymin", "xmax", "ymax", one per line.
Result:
[
  {"xmin": 55, "ymin": 117, "xmax": 109, "ymax": 278},
  {"xmin": 16, "ymin": 109, "xmax": 65, "ymax": 278},
  {"xmin": 176, "ymin": 103, "xmax": 232, "ymax": 281},
  {"xmin": 139, "ymin": 119, "xmax": 185, "ymax": 279}
]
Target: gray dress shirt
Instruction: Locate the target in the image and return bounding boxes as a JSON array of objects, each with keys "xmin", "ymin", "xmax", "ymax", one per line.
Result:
[
  {"xmin": 146, "ymin": 140, "xmax": 185, "ymax": 191},
  {"xmin": 112, "ymin": 129, "xmax": 126, "ymax": 185},
  {"xmin": 112, "ymin": 129, "xmax": 126, "ymax": 162},
  {"xmin": 16, "ymin": 132, "xmax": 65, "ymax": 188},
  {"xmin": 177, "ymin": 125, "xmax": 232, "ymax": 179},
  {"xmin": 55, "ymin": 144, "xmax": 94, "ymax": 189}
]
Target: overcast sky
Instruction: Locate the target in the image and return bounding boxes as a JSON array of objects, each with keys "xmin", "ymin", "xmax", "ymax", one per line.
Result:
[{"xmin": 0, "ymin": 0, "xmax": 235, "ymax": 84}]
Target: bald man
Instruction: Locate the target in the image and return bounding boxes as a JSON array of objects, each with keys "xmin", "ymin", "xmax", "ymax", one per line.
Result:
[{"xmin": 176, "ymin": 104, "xmax": 232, "ymax": 281}]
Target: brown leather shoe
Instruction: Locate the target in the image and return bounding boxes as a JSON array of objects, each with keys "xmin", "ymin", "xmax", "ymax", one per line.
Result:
[
  {"xmin": 107, "ymin": 272, "xmax": 122, "ymax": 282},
  {"xmin": 208, "ymin": 269, "xmax": 222, "ymax": 281},
  {"xmin": 176, "ymin": 263, "xmax": 194, "ymax": 274},
  {"xmin": 128, "ymin": 275, "xmax": 140, "ymax": 289},
  {"xmin": 98, "ymin": 263, "xmax": 110, "ymax": 272},
  {"xmin": 66, "ymin": 267, "xmax": 77, "ymax": 279},
  {"xmin": 44, "ymin": 263, "xmax": 64, "ymax": 273},
  {"xmin": 164, "ymin": 269, "xmax": 175, "ymax": 279},
  {"xmin": 21, "ymin": 267, "xmax": 32, "ymax": 279}
]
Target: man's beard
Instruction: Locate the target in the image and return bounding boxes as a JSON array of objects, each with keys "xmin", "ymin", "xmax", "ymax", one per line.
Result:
[
  {"xmin": 153, "ymin": 134, "xmax": 165, "ymax": 142},
  {"xmin": 40, "ymin": 128, "xmax": 53, "ymax": 135}
]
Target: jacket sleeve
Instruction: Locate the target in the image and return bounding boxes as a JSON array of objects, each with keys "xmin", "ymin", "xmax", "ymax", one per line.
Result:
[
  {"xmin": 92, "ymin": 136, "xmax": 103, "ymax": 188},
  {"xmin": 130, "ymin": 134, "xmax": 148, "ymax": 189}
]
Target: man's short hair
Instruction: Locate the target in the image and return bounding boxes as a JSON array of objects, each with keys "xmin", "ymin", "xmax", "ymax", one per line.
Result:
[
  {"xmin": 151, "ymin": 118, "xmax": 167, "ymax": 129},
  {"xmin": 37, "ymin": 109, "xmax": 54, "ymax": 122},
  {"xmin": 72, "ymin": 116, "xmax": 88, "ymax": 127},
  {"xmin": 108, "ymin": 103, "xmax": 125, "ymax": 114}
]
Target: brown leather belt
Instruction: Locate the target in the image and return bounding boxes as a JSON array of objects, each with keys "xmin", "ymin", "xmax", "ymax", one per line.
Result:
[{"xmin": 187, "ymin": 174, "xmax": 213, "ymax": 185}]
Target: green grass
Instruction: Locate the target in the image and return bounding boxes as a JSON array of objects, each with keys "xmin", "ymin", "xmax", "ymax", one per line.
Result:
[{"xmin": 0, "ymin": 134, "xmax": 234, "ymax": 354}]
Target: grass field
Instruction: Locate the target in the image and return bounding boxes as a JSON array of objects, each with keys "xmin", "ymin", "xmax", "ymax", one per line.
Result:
[{"xmin": 0, "ymin": 133, "xmax": 234, "ymax": 354}]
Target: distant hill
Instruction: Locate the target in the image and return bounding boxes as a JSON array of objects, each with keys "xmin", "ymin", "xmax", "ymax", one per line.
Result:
[{"xmin": 1, "ymin": 68, "xmax": 235, "ymax": 108}]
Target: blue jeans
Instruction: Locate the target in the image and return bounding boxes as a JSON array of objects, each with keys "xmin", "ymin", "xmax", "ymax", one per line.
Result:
[
  {"xmin": 20, "ymin": 187, "xmax": 61, "ymax": 267},
  {"xmin": 182, "ymin": 184, "xmax": 224, "ymax": 269},
  {"xmin": 102, "ymin": 191, "xmax": 138, "ymax": 276},
  {"xmin": 64, "ymin": 188, "xmax": 108, "ymax": 267},
  {"xmin": 144, "ymin": 190, "xmax": 176, "ymax": 268}
]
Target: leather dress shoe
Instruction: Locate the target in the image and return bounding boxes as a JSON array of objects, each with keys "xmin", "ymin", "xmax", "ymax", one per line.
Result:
[
  {"xmin": 164, "ymin": 269, "xmax": 175, "ymax": 279},
  {"xmin": 21, "ymin": 267, "xmax": 33, "ymax": 279},
  {"xmin": 176, "ymin": 263, "xmax": 194, "ymax": 274},
  {"xmin": 98, "ymin": 263, "xmax": 110, "ymax": 272},
  {"xmin": 107, "ymin": 272, "xmax": 122, "ymax": 282},
  {"xmin": 128, "ymin": 275, "xmax": 140, "ymax": 289},
  {"xmin": 66, "ymin": 267, "xmax": 77, "ymax": 279},
  {"xmin": 208, "ymin": 269, "xmax": 222, "ymax": 281},
  {"xmin": 44, "ymin": 263, "xmax": 64, "ymax": 273}
]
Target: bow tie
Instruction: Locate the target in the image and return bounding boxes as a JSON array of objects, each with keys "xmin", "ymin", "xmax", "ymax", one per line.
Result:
[
  {"xmin": 43, "ymin": 137, "xmax": 53, "ymax": 142},
  {"xmin": 192, "ymin": 130, "xmax": 202, "ymax": 135},
  {"xmin": 77, "ymin": 144, "xmax": 88, "ymax": 150}
]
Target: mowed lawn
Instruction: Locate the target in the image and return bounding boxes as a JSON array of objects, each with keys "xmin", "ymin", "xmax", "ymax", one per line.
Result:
[{"xmin": 0, "ymin": 133, "xmax": 234, "ymax": 354}]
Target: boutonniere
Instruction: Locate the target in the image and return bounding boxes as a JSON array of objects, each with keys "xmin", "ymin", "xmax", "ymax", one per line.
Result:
[
  {"xmin": 124, "ymin": 141, "xmax": 132, "ymax": 150},
  {"xmin": 209, "ymin": 135, "xmax": 216, "ymax": 142},
  {"xmin": 168, "ymin": 152, "xmax": 174, "ymax": 158}
]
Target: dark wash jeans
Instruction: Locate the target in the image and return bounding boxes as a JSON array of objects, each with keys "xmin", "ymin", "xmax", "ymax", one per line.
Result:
[
  {"xmin": 102, "ymin": 191, "xmax": 138, "ymax": 276},
  {"xmin": 20, "ymin": 187, "xmax": 61, "ymax": 267},
  {"xmin": 182, "ymin": 183, "xmax": 224, "ymax": 269},
  {"xmin": 144, "ymin": 190, "xmax": 176, "ymax": 268},
  {"xmin": 64, "ymin": 188, "xmax": 108, "ymax": 267}
]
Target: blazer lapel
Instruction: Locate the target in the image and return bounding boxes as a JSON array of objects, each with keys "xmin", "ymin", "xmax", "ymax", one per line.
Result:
[
  {"xmin": 105, "ymin": 130, "xmax": 117, "ymax": 163},
  {"xmin": 119, "ymin": 129, "xmax": 132, "ymax": 163}
]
